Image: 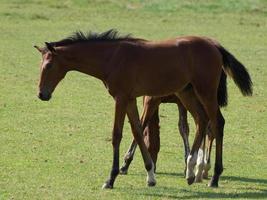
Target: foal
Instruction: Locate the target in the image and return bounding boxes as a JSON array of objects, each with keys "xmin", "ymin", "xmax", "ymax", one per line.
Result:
[
  {"xmin": 35, "ymin": 30, "xmax": 252, "ymax": 188},
  {"xmin": 120, "ymin": 95, "xmax": 190, "ymax": 175}
]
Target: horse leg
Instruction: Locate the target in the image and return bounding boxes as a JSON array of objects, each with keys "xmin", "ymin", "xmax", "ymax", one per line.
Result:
[
  {"xmin": 119, "ymin": 129, "xmax": 141, "ymax": 176},
  {"xmin": 202, "ymin": 127, "xmax": 214, "ymax": 179},
  {"xmin": 126, "ymin": 98, "xmax": 156, "ymax": 186},
  {"xmin": 176, "ymin": 99, "xmax": 190, "ymax": 176},
  {"xmin": 207, "ymin": 109, "xmax": 224, "ymax": 187},
  {"xmin": 119, "ymin": 140, "xmax": 137, "ymax": 174},
  {"xmin": 143, "ymin": 107, "xmax": 160, "ymax": 171},
  {"xmin": 142, "ymin": 96, "xmax": 161, "ymax": 171},
  {"xmin": 102, "ymin": 97, "xmax": 127, "ymax": 189},
  {"xmin": 176, "ymin": 87, "xmax": 208, "ymax": 185},
  {"xmin": 120, "ymin": 96, "xmax": 160, "ymax": 174},
  {"xmin": 195, "ymin": 137, "xmax": 206, "ymax": 182},
  {"xmin": 195, "ymin": 92, "xmax": 225, "ymax": 187}
]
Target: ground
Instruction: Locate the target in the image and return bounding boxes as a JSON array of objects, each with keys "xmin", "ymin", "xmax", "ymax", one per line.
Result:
[{"xmin": 0, "ymin": 0, "xmax": 266, "ymax": 199}]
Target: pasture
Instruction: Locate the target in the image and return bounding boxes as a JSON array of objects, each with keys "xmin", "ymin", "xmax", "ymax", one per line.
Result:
[{"xmin": 0, "ymin": 0, "xmax": 267, "ymax": 199}]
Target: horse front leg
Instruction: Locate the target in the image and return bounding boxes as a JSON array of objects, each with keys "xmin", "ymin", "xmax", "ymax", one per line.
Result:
[
  {"xmin": 120, "ymin": 96, "xmax": 160, "ymax": 175},
  {"xmin": 102, "ymin": 97, "xmax": 127, "ymax": 189},
  {"xmin": 126, "ymin": 98, "xmax": 156, "ymax": 186}
]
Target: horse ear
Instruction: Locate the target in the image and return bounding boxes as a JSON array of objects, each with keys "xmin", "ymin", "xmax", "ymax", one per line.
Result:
[
  {"xmin": 45, "ymin": 42, "xmax": 57, "ymax": 54},
  {"xmin": 34, "ymin": 45, "xmax": 44, "ymax": 53}
]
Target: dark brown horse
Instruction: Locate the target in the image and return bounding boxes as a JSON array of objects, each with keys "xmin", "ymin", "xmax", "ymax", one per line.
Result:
[{"xmin": 34, "ymin": 29, "xmax": 252, "ymax": 188}]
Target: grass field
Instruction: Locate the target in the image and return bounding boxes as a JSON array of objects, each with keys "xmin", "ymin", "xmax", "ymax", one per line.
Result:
[{"xmin": 0, "ymin": 0, "xmax": 267, "ymax": 199}]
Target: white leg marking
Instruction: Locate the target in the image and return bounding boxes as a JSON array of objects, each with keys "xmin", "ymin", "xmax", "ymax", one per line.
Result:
[
  {"xmin": 186, "ymin": 152, "xmax": 198, "ymax": 179},
  {"xmin": 195, "ymin": 148, "xmax": 205, "ymax": 182},
  {"xmin": 202, "ymin": 152, "xmax": 211, "ymax": 179},
  {"xmin": 147, "ymin": 162, "xmax": 156, "ymax": 186}
]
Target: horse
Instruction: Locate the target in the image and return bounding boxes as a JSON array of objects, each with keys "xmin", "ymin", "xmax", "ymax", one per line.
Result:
[
  {"xmin": 34, "ymin": 29, "xmax": 252, "ymax": 188},
  {"xmin": 119, "ymin": 94, "xmax": 213, "ymax": 182},
  {"xmin": 120, "ymin": 94, "xmax": 190, "ymax": 175}
]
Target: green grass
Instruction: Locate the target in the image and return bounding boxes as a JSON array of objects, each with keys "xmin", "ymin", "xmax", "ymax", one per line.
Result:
[{"xmin": 0, "ymin": 0, "xmax": 267, "ymax": 199}]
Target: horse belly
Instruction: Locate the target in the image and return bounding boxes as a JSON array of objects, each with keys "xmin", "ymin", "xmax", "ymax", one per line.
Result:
[{"xmin": 135, "ymin": 67, "xmax": 189, "ymax": 97}]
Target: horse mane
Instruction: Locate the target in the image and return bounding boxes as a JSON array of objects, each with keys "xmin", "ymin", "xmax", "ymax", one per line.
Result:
[{"xmin": 50, "ymin": 29, "xmax": 136, "ymax": 47}]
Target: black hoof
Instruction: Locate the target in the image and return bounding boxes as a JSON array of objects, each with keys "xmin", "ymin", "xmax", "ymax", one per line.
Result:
[
  {"xmin": 208, "ymin": 176, "xmax": 219, "ymax": 187},
  {"xmin": 147, "ymin": 181, "xmax": 156, "ymax": 187},
  {"xmin": 187, "ymin": 176, "xmax": 195, "ymax": 185},
  {"xmin": 102, "ymin": 182, "xmax": 113, "ymax": 189},
  {"xmin": 208, "ymin": 181, "xmax": 218, "ymax": 188}
]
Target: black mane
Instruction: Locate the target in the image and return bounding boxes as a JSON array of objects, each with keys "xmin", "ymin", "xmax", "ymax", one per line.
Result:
[{"xmin": 50, "ymin": 29, "xmax": 133, "ymax": 47}]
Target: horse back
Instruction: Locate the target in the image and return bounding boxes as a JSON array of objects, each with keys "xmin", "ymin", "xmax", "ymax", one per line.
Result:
[{"xmin": 107, "ymin": 37, "xmax": 222, "ymax": 97}]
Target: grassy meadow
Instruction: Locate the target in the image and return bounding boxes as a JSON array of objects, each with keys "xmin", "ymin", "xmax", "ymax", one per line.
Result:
[{"xmin": 0, "ymin": 0, "xmax": 267, "ymax": 199}]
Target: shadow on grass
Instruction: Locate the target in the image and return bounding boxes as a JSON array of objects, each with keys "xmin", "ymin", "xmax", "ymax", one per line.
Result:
[
  {"xmin": 222, "ymin": 175, "xmax": 267, "ymax": 184},
  {"xmin": 156, "ymin": 171, "xmax": 184, "ymax": 177},
  {"xmin": 118, "ymin": 175, "xmax": 267, "ymax": 199},
  {"xmin": 140, "ymin": 189, "xmax": 267, "ymax": 199}
]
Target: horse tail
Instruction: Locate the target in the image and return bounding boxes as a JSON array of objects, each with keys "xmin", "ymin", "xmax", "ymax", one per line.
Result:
[
  {"xmin": 216, "ymin": 44, "xmax": 253, "ymax": 96},
  {"xmin": 217, "ymin": 71, "xmax": 228, "ymax": 107}
]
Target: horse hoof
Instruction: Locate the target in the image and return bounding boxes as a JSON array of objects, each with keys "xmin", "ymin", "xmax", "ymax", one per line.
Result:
[
  {"xmin": 119, "ymin": 168, "xmax": 128, "ymax": 175},
  {"xmin": 208, "ymin": 181, "xmax": 218, "ymax": 188},
  {"xmin": 102, "ymin": 182, "xmax": 113, "ymax": 189},
  {"xmin": 194, "ymin": 177, "xmax": 203, "ymax": 183},
  {"xmin": 202, "ymin": 171, "xmax": 209, "ymax": 179},
  {"xmin": 202, "ymin": 173, "xmax": 209, "ymax": 180},
  {"xmin": 147, "ymin": 181, "xmax": 156, "ymax": 187},
  {"xmin": 187, "ymin": 176, "xmax": 195, "ymax": 185}
]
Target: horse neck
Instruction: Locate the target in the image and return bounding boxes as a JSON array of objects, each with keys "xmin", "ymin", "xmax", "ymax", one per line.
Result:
[{"xmin": 59, "ymin": 42, "xmax": 119, "ymax": 81}]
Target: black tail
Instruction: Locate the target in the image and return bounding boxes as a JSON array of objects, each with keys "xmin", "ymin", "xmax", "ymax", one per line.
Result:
[
  {"xmin": 216, "ymin": 45, "xmax": 253, "ymax": 96},
  {"xmin": 217, "ymin": 71, "xmax": 228, "ymax": 107}
]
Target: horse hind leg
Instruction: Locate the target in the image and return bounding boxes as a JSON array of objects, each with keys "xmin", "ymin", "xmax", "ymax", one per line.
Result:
[
  {"xmin": 195, "ymin": 138, "xmax": 205, "ymax": 183},
  {"xmin": 202, "ymin": 128, "xmax": 214, "ymax": 179},
  {"xmin": 194, "ymin": 89, "xmax": 225, "ymax": 187},
  {"xmin": 177, "ymin": 99, "xmax": 190, "ymax": 176},
  {"xmin": 195, "ymin": 125, "xmax": 214, "ymax": 182},
  {"xmin": 143, "ymin": 107, "xmax": 161, "ymax": 171},
  {"xmin": 208, "ymin": 109, "xmax": 224, "ymax": 187},
  {"xmin": 176, "ymin": 86, "xmax": 208, "ymax": 185},
  {"xmin": 120, "ymin": 141, "xmax": 137, "ymax": 175}
]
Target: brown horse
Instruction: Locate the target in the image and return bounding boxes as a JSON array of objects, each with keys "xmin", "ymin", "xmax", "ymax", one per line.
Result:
[
  {"xmin": 120, "ymin": 95, "xmax": 190, "ymax": 175},
  {"xmin": 120, "ymin": 94, "xmax": 212, "ymax": 182},
  {"xmin": 34, "ymin": 29, "xmax": 252, "ymax": 188},
  {"xmin": 120, "ymin": 71, "xmax": 227, "ymax": 179}
]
